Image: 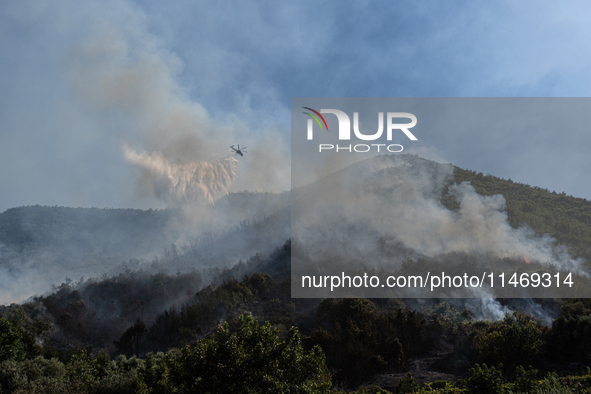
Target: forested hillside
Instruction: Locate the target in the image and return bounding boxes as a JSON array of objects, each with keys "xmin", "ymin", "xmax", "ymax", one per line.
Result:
[
  {"xmin": 0, "ymin": 191, "xmax": 289, "ymax": 263},
  {"xmin": 0, "ymin": 191, "xmax": 290, "ymax": 302},
  {"xmin": 452, "ymin": 167, "xmax": 591, "ymax": 263},
  {"xmin": 2, "ymin": 156, "xmax": 591, "ymax": 393}
]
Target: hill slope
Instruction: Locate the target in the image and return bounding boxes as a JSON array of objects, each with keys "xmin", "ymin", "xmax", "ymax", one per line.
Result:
[{"xmin": 452, "ymin": 167, "xmax": 591, "ymax": 262}]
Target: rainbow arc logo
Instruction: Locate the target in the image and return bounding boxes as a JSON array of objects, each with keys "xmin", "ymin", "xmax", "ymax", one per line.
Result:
[{"xmin": 302, "ymin": 107, "xmax": 328, "ymax": 131}]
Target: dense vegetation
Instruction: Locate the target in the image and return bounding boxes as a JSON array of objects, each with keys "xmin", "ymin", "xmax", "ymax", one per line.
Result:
[
  {"xmin": 3, "ymin": 160, "xmax": 591, "ymax": 392},
  {"xmin": 5, "ymin": 279, "xmax": 591, "ymax": 393},
  {"xmin": 0, "ymin": 315, "xmax": 330, "ymax": 393}
]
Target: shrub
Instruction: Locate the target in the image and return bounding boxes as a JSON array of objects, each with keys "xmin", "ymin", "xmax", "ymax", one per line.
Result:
[
  {"xmin": 465, "ymin": 363, "xmax": 504, "ymax": 394},
  {"xmin": 171, "ymin": 314, "xmax": 331, "ymax": 393}
]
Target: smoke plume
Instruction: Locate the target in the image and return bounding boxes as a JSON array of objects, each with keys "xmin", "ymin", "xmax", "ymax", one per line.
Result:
[
  {"xmin": 292, "ymin": 154, "xmax": 587, "ymax": 298},
  {"xmin": 63, "ymin": 23, "xmax": 289, "ymax": 208}
]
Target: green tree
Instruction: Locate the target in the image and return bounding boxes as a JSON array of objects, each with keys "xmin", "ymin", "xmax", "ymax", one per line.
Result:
[
  {"xmin": 513, "ymin": 365, "xmax": 538, "ymax": 393},
  {"xmin": 395, "ymin": 373, "xmax": 419, "ymax": 393},
  {"xmin": 171, "ymin": 314, "xmax": 331, "ymax": 393},
  {"xmin": 0, "ymin": 356, "xmax": 68, "ymax": 394},
  {"xmin": 465, "ymin": 363, "xmax": 504, "ymax": 394},
  {"xmin": 114, "ymin": 318, "xmax": 147, "ymax": 356},
  {"xmin": 476, "ymin": 314, "xmax": 546, "ymax": 371},
  {"xmin": 0, "ymin": 316, "xmax": 25, "ymax": 362}
]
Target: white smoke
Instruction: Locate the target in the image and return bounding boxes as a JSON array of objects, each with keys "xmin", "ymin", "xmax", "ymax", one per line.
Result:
[
  {"xmin": 293, "ymin": 154, "xmax": 587, "ymax": 280},
  {"xmin": 387, "ymin": 180, "xmax": 586, "ymax": 274},
  {"xmin": 472, "ymin": 298, "xmax": 512, "ymax": 321},
  {"xmin": 124, "ymin": 147, "xmax": 237, "ymax": 206},
  {"xmin": 64, "ymin": 22, "xmax": 289, "ymax": 208}
]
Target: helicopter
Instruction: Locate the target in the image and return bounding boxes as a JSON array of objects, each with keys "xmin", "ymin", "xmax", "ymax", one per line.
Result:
[{"xmin": 230, "ymin": 145, "xmax": 247, "ymax": 157}]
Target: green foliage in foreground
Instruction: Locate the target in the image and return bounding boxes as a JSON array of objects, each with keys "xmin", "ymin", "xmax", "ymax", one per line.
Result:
[
  {"xmin": 0, "ymin": 317, "xmax": 26, "ymax": 363},
  {"xmin": 0, "ymin": 315, "xmax": 330, "ymax": 394},
  {"xmin": 172, "ymin": 315, "xmax": 331, "ymax": 393},
  {"xmin": 7, "ymin": 311, "xmax": 591, "ymax": 393},
  {"xmin": 345, "ymin": 366, "xmax": 591, "ymax": 394}
]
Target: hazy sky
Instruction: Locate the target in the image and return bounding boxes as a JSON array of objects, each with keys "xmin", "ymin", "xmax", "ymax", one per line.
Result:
[{"xmin": 2, "ymin": 0, "xmax": 591, "ymax": 212}]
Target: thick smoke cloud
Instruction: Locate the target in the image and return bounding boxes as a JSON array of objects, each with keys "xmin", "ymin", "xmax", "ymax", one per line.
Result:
[
  {"xmin": 65, "ymin": 27, "xmax": 232, "ymax": 205},
  {"xmin": 65, "ymin": 21, "xmax": 289, "ymax": 208},
  {"xmin": 384, "ymin": 180, "xmax": 585, "ymax": 274},
  {"xmin": 0, "ymin": 9, "xmax": 292, "ymax": 303},
  {"xmin": 292, "ymin": 154, "xmax": 587, "ymax": 297}
]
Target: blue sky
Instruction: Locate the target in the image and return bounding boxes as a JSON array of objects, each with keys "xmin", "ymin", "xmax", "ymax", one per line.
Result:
[{"xmin": 2, "ymin": 0, "xmax": 591, "ymax": 211}]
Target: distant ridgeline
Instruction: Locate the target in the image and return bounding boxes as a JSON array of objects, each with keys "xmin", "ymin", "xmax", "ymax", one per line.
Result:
[
  {"xmin": 449, "ymin": 167, "xmax": 591, "ymax": 265},
  {"xmin": 0, "ymin": 205, "xmax": 181, "ymax": 263},
  {"xmin": 0, "ymin": 191, "xmax": 288, "ymax": 255},
  {"xmin": 1, "ymin": 160, "xmax": 590, "ymax": 289},
  {"xmin": 0, "ymin": 191, "xmax": 291, "ymax": 303},
  {"xmin": 0, "ymin": 160, "xmax": 589, "ymax": 279}
]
